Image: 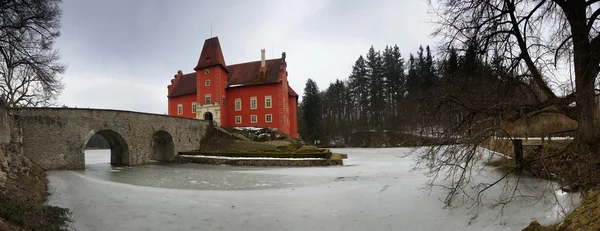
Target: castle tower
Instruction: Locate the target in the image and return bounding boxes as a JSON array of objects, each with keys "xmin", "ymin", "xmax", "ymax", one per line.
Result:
[{"xmin": 193, "ymin": 37, "xmax": 229, "ymax": 126}]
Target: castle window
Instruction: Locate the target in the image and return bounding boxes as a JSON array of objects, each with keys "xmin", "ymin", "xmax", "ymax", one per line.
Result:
[
  {"xmin": 250, "ymin": 97, "xmax": 257, "ymax": 110},
  {"xmin": 265, "ymin": 96, "xmax": 272, "ymax": 108},
  {"xmin": 205, "ymin": 94, "xmax": 211, "ymax": 104},
  {"xmin": 177, "ymin": 104, "xmax": 183, "ymax": 115},
  {"xmin": 192, "ymin": 102, "xmax": 197, "ymax": 113},
  {"xmin": 265, "ymin": 114, "xmax": 272, "ymax": 122},
  {"xmin": 205, "ymin": 80, "xmax": 210, "ymax": 86},
  {"xmin": 235, "ymin": 116, "xmax": 242, "ymax": 124},
  {"xmin": 251, "ymin": 115, "xmax": 257, "ymax": 123},
  {"xmin": 235, "ymin": 98, "xmax": 241, "ymax": 111}
]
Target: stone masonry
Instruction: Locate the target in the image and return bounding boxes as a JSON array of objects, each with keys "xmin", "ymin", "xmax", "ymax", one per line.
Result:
[
  {"xmin": 0, "ymin": 104, "xmax": 10, "ymax": 185},
  {"xmin": 9, "ymin": 108, "xmax": 210, "ymax": 170}
]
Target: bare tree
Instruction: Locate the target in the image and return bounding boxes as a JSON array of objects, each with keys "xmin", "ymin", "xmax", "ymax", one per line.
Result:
[
  {"xmin": 0, "ymin": 0, "xmax": 66, "ymax": 107},
  {"xmin": 417, "ymin": 0, "xmax": 600, "ymax": 216}
]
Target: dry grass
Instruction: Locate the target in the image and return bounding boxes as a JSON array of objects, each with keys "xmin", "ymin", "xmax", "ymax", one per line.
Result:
[
  {"xmin": 557, "ymin": 189, "xmax": 600, "ymax": 230},
  {"xmin": 480, "ymin": 138, "xmax": 570, "ymax": 158},
  {"xmin": 502, "ymin": 113, "xmax": 577, "ymax": 136}
]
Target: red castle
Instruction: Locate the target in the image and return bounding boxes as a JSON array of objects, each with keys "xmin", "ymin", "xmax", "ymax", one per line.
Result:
[{"xmin": 167, "ymin": 37, "xmax": 298, "ymax": 138}]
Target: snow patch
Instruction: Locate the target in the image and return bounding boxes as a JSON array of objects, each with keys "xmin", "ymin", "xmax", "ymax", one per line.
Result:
[{"xmin": 233, "ymin": 126, "xmax": 263, "ymax": 131}]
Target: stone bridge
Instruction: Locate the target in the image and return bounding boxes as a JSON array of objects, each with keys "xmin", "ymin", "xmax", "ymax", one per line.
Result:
[{"xmin": 9, "ymin": 108, "xmax": 211, "ymax": 170}]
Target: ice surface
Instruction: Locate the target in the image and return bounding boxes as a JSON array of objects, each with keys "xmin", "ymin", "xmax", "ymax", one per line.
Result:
[{"xmin": 46, "ymin": 148, "xmax": 580, "ymax": 231}]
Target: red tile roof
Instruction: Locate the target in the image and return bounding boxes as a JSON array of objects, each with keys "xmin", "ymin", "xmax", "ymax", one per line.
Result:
[
  {"xmin": 288, "ymin": 86, "xmax": 298, "ymax": 97},
  {"xmin": 227, "ymin": 59, "xmax": 283, "ymax": 86},
  {"xmin": 194, "ymin": 37, "xmax": 228, "ymax": 72},
  {"xmin": 168, "ymin": 58, "xmax": 284, "ymax": 97},
  {"xmin": 168, "ymin": 73, "xmax": 196, "ymax": 97}
]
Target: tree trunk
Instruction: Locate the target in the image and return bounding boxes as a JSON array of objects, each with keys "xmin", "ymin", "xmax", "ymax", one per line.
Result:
[
  {"xmin": 568, "ymin": 2, "xmax": 600, "ymax": 145},
  {"xmin": 575, "ymin": 80, "xmax": 600, "ymax": 145}
]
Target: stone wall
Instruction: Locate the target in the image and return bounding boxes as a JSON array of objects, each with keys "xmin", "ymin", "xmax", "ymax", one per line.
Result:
[
  {"xmin": 177, "ymin": 155, "xmax": 343, "ymax": 167},
  {"xmin": 10, "ymin": 108, "xmax": 211, "ymax": 170},
  {"xmin": 0, "ymin": 105, "xmax": 10, "ymax": 186}
]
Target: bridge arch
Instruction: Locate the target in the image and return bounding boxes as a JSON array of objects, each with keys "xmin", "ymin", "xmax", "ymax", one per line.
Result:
[
  {"xmin": 83, "ymin": 129, "xmax": 129, "ymax": 166},
  {"xmin": 151, "ymin": 130, "xmax": 175, "ymax": 161}
]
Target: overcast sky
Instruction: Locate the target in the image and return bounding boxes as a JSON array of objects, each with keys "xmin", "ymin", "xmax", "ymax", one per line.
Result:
[{"xmin": 55, "ymin": 0, "xmax": 437, "ymax": 114}]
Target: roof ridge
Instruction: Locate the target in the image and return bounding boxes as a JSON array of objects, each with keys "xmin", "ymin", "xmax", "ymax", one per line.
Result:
[{"xmin": 227, "ymin": 58, "xmax": 282, "ymax": 67}]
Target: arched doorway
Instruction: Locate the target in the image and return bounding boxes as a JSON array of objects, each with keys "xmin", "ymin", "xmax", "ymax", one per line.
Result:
[
  {"xmin": 83, "ymin": 129, "xmax": 129, "ymax": 166},
  {"xmin": 204, "ymin": 112, "xmax": 213, "ymax": 121},
  {"xmin": 151, "ymin": 130, "xmax": 175, "ymax": 161}
]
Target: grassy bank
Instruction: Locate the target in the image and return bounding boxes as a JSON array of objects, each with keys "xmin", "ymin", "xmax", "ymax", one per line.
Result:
[
  {"xmin": 0, "ymin": 148, "xmax": 72, "ymax": 230},
  {"xmin": 0, "ymin": 193, "xmax": 71, "ymax": 231}
]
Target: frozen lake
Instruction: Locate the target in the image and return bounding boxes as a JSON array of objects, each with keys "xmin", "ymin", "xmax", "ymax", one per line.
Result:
[{"xmin": 47, "ymin": 148, "xmax": 579, "ymax": 231}]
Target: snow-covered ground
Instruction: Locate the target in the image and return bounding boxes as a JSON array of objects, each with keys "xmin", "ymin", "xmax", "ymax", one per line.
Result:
[{"xmin": 46, "ymin": 148, "xmax": 579, "ymax": 231}]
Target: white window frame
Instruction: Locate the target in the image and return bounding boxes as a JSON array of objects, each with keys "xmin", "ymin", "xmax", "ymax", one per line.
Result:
[
  {"xmin": 265, "ymin": 114, "xmax": 272, "ymax": 123},
  {"xmin": 250, "ymin": 96, "xmax": 257, "ymax": 110},
  {"xmin": 265, "ymin": 95, "xmax": 272, "ymax": 108},
  {"xmin": 235, "ymin": 116, "xmax": 242, "ymax": 124},
  {"xmin": 205, "ymin": 94, "xmax": 211, "ymax": 105},
  {"xmin": 205, "ymin": 80, "xmax": 210, "ymax": 86},
  {"xmin": 251, "ymin": 115, "xmax": 257, "ymax": 123},
  {"xmin": 191, "ymin": 102, "xmax": 197, "ymax": 113},
  {"xmin": 177, "ymin": 104, "xmax": 183, "ymax": 115},
  {"xmin": 235, "ymin": 98, "xmax": 241, "ymax": 111}
]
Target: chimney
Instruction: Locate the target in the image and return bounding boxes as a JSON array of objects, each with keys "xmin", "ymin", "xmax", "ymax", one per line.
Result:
[{"xmin": 261, "ymin": 49, "xmax": 266, "ymax": 68}]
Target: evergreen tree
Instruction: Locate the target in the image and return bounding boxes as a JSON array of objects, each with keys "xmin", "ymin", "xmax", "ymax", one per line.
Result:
[
  {"xmin": 490, "ymin": 51, "xmax": 505, "ymax": 80},
  {"xmin": 442, "ymin": 47, "xmax": 459, "ymax": 82},
  {"xmin": 460, "ymin": 39, "xmax": 479, "ymax": 80},
  {"xmin": 423, "ymin": 45, "xmax": 437, "ymax": 89},
  {"xmin": 348, "ymin": 55, "xmax": 369, "ymax": 130},
  {"xmin": 417, "ymin": 46, "xmax": 426, "ymax": 89},
  {"xmin": 366, "ymin": 46, "xmax": 385, "ymax": 130},
  {"xmin": 301, "ymin": 79, "xmax": 323, "ymax": 145},
  {"xmin": 406, "ymin": 54, "xmax": 419, "ymax": 97},
  {"xmin": 321, "ymin": 80, "xmax": 349, "ymax": 144},
  {"xmin": 298, "ymin": 43, "xmax": 443, "ymax": 146},
  {"xmin": 383, "ymin": 45, "xmax": 405, "ymax": 129}
]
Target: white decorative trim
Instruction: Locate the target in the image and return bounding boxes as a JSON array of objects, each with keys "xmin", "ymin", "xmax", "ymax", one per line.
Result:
[
  {"xmin": 250, "ymin": 96, "xmax": 257, "ymax": 110},
  {"xmin": 235, "ymin": 98, "xmax": 241, "ymax": 111},
  {"xmin": 196, "ymin": 103, "xmax": 221, "ymax": 125},
  {"xmin": 204, "ymin": 94, "xmax": 211, "ymax": 105},
  {"xmin": 265, "ymin": 95, "xmax": 272, "ymax": 108},
  {"xmin": 265, "ymin": 114, "xmax": 272, "ymax": 122}
]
